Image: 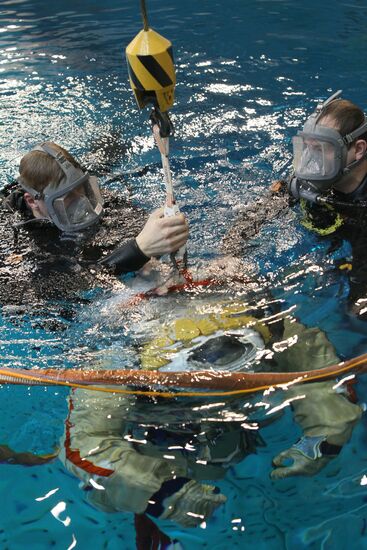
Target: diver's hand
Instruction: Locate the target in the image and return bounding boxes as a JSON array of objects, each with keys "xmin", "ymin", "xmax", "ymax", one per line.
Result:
[
  {"xmin": 271, "ymin": 435, "xmax": 339, "ymax": 479},
  {"xmin": 136, "ymin": 207, "xmax": 189, "ymax": 258},
  {"xmin": 274, "ymin": 381, "xmax": 363, "ymax": 480},
  {"xmin": 160, "ymin": 479, "xmax": 226, "ymax": 528}
]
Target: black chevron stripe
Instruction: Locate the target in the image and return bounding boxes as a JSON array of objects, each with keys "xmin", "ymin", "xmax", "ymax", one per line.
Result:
[
  {"xmin": 137, "ymin": 54, "xmax": 173, "ymax": 87},
  {"xmin": 127, "ymin": 60, "xmax": 145, "ymax": 90}
]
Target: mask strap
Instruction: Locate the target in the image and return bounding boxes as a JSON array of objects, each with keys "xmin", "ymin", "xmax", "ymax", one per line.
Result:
[
  {"xmin": 33, "ymin": 142, "xmax": 85, "ymax": 182},
  {"xmin": 318, "ymin": 90, "xmax": 343, "ymax": 109},
  {"xmin": 343, "ymin": 153, "xmax": 367, "ymax": 176},
  {"xmin": 17, "ymin": 177, "xmax": 44, "ymax": 200},
  {"xmin": 343, "ymin": 120, "xmax": 367, "ymax": 173},
  {"xmin": 314, "ymin": 90, "xmax": 343, "ymax": 124},
  {"xmin": 343, "ymin": 120, "xmax": 367, "ymax": 145}
]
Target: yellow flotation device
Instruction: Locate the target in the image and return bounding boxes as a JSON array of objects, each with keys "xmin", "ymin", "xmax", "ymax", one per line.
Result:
[{"xmin": 300, "ymin": 198, "xmax": 344, "ymax": 236}]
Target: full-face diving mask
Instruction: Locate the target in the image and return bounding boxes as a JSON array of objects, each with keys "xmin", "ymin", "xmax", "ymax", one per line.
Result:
[
  {"xmin": 18, "ymin": 142, "xmax": 103, "ymax": 232},
  {"xmin": 292, "ymin": 90, "xmax": 367, "ymax": 193}
]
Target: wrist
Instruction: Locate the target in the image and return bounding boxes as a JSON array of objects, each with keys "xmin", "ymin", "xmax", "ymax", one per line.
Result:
[
  {"xmin": 293, "ymin": 435, "xmax": 342, "ymax": 460},
  {"xmin": 145, "ymin": 477, "xmax": 189, "ymax": 518},
  {"xmin": 133, "ymin": 238, "xmax": 151, "ymax": 260},
  {"xmin": 136, "ymin": 233, "xmax": 151, "ymax": 258},
  {"xmin": 99, "ymin": 238, "xmax": 150, "ymax": 274}
]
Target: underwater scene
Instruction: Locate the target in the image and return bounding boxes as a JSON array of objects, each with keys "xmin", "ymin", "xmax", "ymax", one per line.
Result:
[{"xmin": 1, "ymin": 0, "xmax": 367, "ymax": 548}]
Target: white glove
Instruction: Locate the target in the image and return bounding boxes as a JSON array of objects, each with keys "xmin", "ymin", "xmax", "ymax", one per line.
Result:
[
  {"xmin": 160, "ymin": 479, "xmax": 226, "ymax": 527},
  {"xmin": 271, "ymin": 435, "xmax": 337, "ymax": 479}
]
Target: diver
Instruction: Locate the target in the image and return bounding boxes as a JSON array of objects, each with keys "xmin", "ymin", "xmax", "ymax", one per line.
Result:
[
  {"xmin": 288, "ymin": 90, "xmax": 367, "ymax": 311},
  {"xmin": 220, "ymin": 91, "xmax": 367, "ymax": 479},
  {"xmin": 223, "ymin": 91, "xmax": 367, "ymax": 314},
  {"xmin": 0, "ymin": 141, "xmax": 188, "ymax": 305},
  {"xmin": 289, "ymin": 90, "xmax": 367, "ymax": 206}
]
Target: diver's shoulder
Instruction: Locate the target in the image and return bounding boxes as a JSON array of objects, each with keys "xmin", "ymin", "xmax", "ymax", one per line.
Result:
[{"xmin": 0, "ymin": 185, "xmax": 24, "ymax": 210}]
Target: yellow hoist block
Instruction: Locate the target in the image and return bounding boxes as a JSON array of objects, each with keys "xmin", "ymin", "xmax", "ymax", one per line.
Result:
[{"xmin": 126, "ymin": 28, "xmax": 176, "ymax": 112}]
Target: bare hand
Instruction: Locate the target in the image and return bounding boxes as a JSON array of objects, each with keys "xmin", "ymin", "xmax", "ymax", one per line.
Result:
[{"xmin": 136, "ymin": 207, "xmax": 189, "ymax": 258}]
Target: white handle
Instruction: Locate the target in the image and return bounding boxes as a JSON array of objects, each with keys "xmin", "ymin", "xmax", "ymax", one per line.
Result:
[
  {"xmin": 152, "ymin": 124, "xmax": 187, "ymax": 267},
  {"xmin": 164, "ymin": 203, "xmax": 180, "ymax": 217}
]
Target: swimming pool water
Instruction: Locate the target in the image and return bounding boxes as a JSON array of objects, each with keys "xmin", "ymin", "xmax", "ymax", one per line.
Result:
[{"xmin": 2, "ymin": 0, "xmax": 367, "ymax": 548}]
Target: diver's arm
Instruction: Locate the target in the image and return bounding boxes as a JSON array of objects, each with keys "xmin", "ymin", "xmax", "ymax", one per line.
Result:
[
  {"xmin": 271, "ymin": 320, "xmax": 362, "ymax": 478},
  {"xmin": 220, "ymin": 185, "xmax": 289, "ymax": 256},
  {"xmin": 273, "ymin": 318, "xmax": 339, "ymax": 373},
  {"xmin": 99, "ymin": 238, "xmax": 150, "ymax": 274},
  {"xmin": 99, "ymin": 207, "xmax": 188, "ymax": 275},
  {"xmin": 271, "ymin": 381, "xmax": 362, "ymax": 479}
]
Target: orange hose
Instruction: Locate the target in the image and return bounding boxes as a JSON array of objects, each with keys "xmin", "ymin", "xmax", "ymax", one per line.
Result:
[{"xmin": 1, "ymin": 352, "xmax": 367, "ymax": 397}]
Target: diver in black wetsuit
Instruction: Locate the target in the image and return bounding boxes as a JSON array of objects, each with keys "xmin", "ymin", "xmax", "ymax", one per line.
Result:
[
  {"xmin": 0, "ymin": 141, "xmax": 188, "ymax": 305},
  {"xmin": 224, "ymin": 92, "xmax": 367, "ymax": 312},
  {"xmin": 288, "ymin": 90, "xmax": 367, "ymax": 312}
]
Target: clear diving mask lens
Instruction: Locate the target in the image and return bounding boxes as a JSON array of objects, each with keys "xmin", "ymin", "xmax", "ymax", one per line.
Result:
[
  {"xmin": 292, "ymin": 132, "xmax": 343, "ymax": 187},
  {"xmin": 46, "ymin": 174, "xmax": 102, "ymax": 231}
]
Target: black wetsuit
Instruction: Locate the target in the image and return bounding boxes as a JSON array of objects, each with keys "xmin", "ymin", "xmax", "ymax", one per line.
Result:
[
  {"xmin": 221, "ymin": 187, "xmax": 291, "ymax": 257},
  {"xmin": 220, "ymin": 173, "xmax": 367, "ymax": 312},
  {"xmin": 295, "ymin": 174, "xmax": 367, "ymax": 307},
  {"xmin": 0, "ymin": 186, "xmax": 149, "ymax": 306}
]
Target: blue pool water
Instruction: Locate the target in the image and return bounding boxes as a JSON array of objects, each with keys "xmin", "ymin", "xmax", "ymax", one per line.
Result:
[{"xmin": 2, "ymin": 0, "xmax": 367, "ymax": 548}]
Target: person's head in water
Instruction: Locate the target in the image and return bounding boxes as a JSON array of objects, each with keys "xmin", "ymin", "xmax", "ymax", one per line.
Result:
[
  {"xmin": 18, "ymin": 142, "xmax": 103, "ymax": 232},
  {"xmin": 16, "ymin": 141, "xmax": 189, "ymax": 264},
  {"xmin": 292, "ymin": 91, "xmax": 367, "ymax": 195}
]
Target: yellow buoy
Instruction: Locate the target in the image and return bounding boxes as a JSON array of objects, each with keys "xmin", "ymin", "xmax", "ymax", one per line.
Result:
[{"xmin": 126, "ymin": 26, "xmax": 176, "ymax": 112}]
